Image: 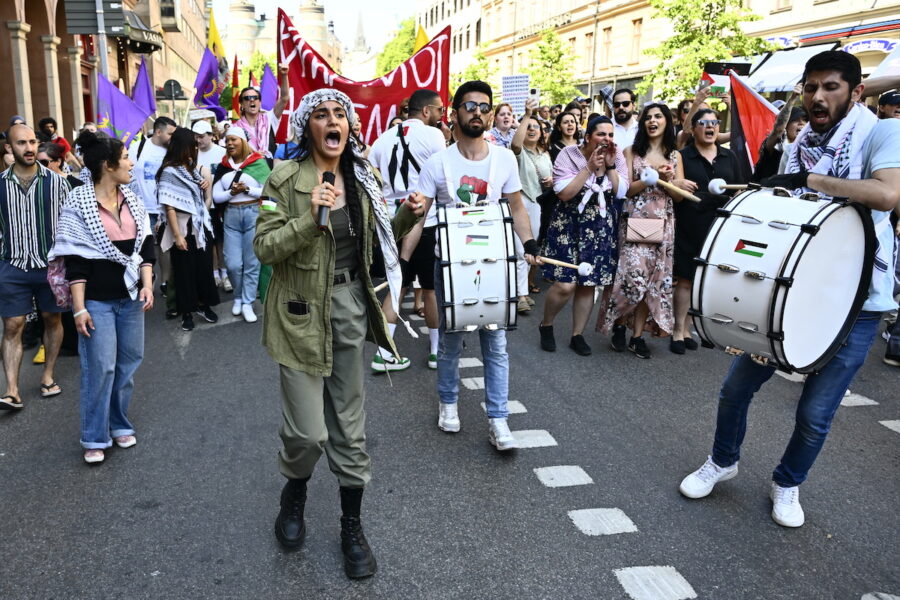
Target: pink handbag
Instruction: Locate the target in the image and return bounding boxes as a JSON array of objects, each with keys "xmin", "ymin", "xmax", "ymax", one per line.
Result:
[
  {"xmin": 625, "ymin": 218, "xmax": 664, "ymax": 245},
  {"xmin": 46, "ymin": 257, "xmax": 72, "ymax": 308}
]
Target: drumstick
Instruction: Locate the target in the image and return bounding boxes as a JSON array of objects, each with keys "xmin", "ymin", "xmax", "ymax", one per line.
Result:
[
  {"xmin": 640, "ymin": 167, "xmax": 701, "ymax": 203},
  {"xmin": 539, "ymin": 256, "xmax": 594, "ymax": 276},
  {"xmin": 374, "ymin": 281, "xmax": 389, "ymax": 292},
  {"xmin": 708, "ymin": 178, "xmax": 748, "ymax": 195}
]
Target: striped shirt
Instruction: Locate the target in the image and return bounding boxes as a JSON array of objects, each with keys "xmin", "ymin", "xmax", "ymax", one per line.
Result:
[{"xmin": 0, "ymin": 164, "xmax": 70, "ymax": 270}]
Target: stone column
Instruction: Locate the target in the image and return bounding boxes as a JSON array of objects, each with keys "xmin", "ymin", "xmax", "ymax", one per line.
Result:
[
  {"xmin": 67, "ymin": 46, "xmax": 85, "ymax": 129},
  {"xmin": 41, "ymin": 35, "xmax": 64, "ymax": 133},
  {"xmin": 6, "ymin": 20, "xmax": 33, "ymax": 125}
]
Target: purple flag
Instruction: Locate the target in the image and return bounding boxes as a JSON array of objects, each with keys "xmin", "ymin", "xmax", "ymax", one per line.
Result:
[
  {"xmin": 260, "ymin": 63, "xmax": 278, "ymax": 111},
  {"xmin": 193, "ymin": 48, "xmax": 227, "ymax": 120},
  {"xmin": 97, "ymin": 75, "xmax": 151, "ymax": 145},
  {"xmin": 131, "ymin": 57, "xmax": 156, "ymax": 115}
]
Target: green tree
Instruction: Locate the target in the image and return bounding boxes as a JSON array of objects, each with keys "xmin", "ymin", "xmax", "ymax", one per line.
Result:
[
  {"xmin": 524, "ymin": 30, "xmax": 580, "ymax": 105},
  {"xmin": 376, "ymin": 17, "xmax": 416, "ymax": 76},
  {"xmin": 638, "ymin": 0, "xmax": 774, "ymax": 101},
  {"xmin": 451, "ymin": 45, "xmax": 498, "ymax": 92},
  {"xmin": 244, "ymin": 51, "xmax": 276, "ymax": 88}
]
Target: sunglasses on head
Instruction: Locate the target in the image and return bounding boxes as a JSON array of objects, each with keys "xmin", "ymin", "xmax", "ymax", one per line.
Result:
[
  {"xmin": 697, "ymin": 119, "xmax": 721, "ymax": 127},
  {"xmin": 613, "ymin": 101, "xmax": 632, "ymax": 108},
  {"xmin": 458, "ymin": 101, "xmax": 492, "ymax": 114},
  {"xmin": 240, "ymin": 95, "xmax": 260, "ymax": 102}
]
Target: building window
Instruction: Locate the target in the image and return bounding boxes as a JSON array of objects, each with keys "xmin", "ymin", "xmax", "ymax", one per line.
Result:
[
  {"xmin": 584, "ymin": 32, "xmax": 593, "ymax": 71},
  {"xmin": 476, "ymin": 19, "xmax": 481, "ymax": 45},
  {"xmin": 466, "ymin": 26, "xmax": 471, "ymax": 49},
  {"xmin": 774, "ymin": 0, "xmax": 792, "ymax": 8},
  {"xmin": 568, "ymin": 37, "xmax": 576, "ymax": 53},
  {"xmin": 630, "ymin": 19, "xmax": 642, "ymax": 64},
  {"xmin": 452, "ymin": 35, "xmax": 457, "ymax": 54},
  {"xmin": 602, "ymin": 27, "xmax": 611, "ymax": 68},
  {"xmin": 506, "ymin": 55, "xmax": 513, "ymax": 75}
]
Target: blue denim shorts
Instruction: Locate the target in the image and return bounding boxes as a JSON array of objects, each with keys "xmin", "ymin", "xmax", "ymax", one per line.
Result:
[{"xmin": 0, "ymin": 260, "xmax": 64, "ymax": 317}]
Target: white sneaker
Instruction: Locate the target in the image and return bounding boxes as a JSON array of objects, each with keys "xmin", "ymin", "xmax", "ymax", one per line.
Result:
[
  {"xmin": 232, "ymin": 300, "xmax": 243, "ymax": 316},
  {"xmin": 770, "ymin": 483, "xmax": 805, "ymax": 527},
  {"xmin": 679, "ymin": 456, "xmax": 739, "ymax": 499},
  {"xmin": 488, "ymin": 417, "xmax": 517, "ymax": 451},
  {"xmin": 438, "ymin": 403, "xmax": 460, "ymax": 433},
  {"xmin": 242, "ymin": 304, "xmax": 258, "ymax": 323}
]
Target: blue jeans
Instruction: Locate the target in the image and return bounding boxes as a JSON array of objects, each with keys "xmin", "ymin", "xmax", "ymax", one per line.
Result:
[
  {"xmin": 223, "ymin": 203, "xmax": 261, "ymax": 305},
  {"xmin": 78, "ymin": 298, "xmax": 145, "ymax": 449},
  {"xmin": 711, "ymin": 312, "xmax": 881, "ymax": 487},
  {"xmin": 434, "ymin": 262, "xmax": 509, "ymax": 418}
]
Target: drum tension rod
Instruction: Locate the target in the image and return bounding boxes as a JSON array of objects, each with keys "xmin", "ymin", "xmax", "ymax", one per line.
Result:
[
  {"xmin": 744, "ymin": 271, "xmax": 767, "ymax": 280},
  {"xmin": 716, "ymin": 263, "xmax": 740, "ymax": 273}
]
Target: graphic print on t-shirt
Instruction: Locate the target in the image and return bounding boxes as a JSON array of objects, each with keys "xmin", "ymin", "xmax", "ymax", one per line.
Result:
[{"xmin": 456, "ymin": 175, "xmax": 489, "ymax": 205}]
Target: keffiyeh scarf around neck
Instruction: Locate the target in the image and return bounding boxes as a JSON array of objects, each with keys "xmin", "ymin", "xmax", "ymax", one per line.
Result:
[
  {"xmin": 289, "ymin": 88, "xmax": 412, "ymax": 336},
  {"xmin": 49, "ymin": 168, "xmax": 150, "ymax": 300},
  {"xmin": 157, "ymin": 165, "xmax": 212, "ymax": 249},
  {"xmin": 785, "ymin": 103, "xmax": 877, "ymax": 196}
]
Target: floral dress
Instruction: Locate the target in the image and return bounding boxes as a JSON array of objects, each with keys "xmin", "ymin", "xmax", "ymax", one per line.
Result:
[
  {"xmin": 597, "ymin": 152, "xmax": 676, "ymax": 335},
  {"xmin": 541, "ymin": 144, "xmax": 624, "ymax": 287}
]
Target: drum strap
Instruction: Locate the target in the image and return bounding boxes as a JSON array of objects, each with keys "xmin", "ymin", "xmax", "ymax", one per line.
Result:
[{"xmin": 442, "ymin": 144, "xmax": 499, "ymax": 205}]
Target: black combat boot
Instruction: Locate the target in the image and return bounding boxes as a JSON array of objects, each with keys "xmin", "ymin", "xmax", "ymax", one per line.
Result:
[
  {"xmin": 274, "ymin": 477, "xmax": 309, "ymax": 550},
  {"xmin": 339, "ymin": 486, "xmax": 377, "ymax": 578}
]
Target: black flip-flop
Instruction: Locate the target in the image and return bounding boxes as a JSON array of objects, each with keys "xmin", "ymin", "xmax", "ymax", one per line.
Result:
[
  {"xmin": 0, "ymin": 395, "xmax": 23, "ymax": 410},
  {"xmin": 529, "ymin": 286, "xmax": 541, "ymax": 294},
  {"xmin": 40, "ymin": 382, "xmax": 62, "ymax": 398}
]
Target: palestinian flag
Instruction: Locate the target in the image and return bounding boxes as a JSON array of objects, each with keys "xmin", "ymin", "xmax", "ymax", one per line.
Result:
[
  {"xmin": 462, "ymin": 209, "xmax": 486, "ymax": 216},
  {"xmin": 465, "ymin": 235, "xmax": 489, "ymax": 246},
  {"xmin": 700, "ymin": 71, "xmax": 729, "ymax": 95},
  {"xmin": 734, "ymin": 239, "xmax": 767, "ymax": 258},
  {"xmin": 729, "ymin": 72, "xmax": 779, "ymax": 182}
]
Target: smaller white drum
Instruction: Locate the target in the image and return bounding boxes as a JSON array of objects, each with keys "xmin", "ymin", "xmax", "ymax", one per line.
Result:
[
  {"xmin": 436, "ymin": 200, "xmax": 518, "ymax": 332},
  {"xmin": 691, "ymin": 188, "xmax": 875, "ymax": 373}
]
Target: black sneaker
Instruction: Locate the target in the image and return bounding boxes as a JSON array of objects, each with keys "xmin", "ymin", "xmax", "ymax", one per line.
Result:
[
  {"xmin": 181, "ymin": 313, "xmax": 195, "ymax": 331},
  {"xmin": 610, "ymin": 325, "xmax": 627, "ymax": 352},
  {"xmin": 628, "ymin": 336, "xmax": 651, "ymax": 359},
  {"xmin": 569, "ymin": 334, "xmax": 592, "ymax": 356},
  {"xmin": 165, "ymin": 308, "xmax": 178, "ymax": 320},
  {"xmin": 684, "ymin": 337, "xmax": 699, "ymax": 351},
  {"xmin": 160, "ymin": 282, "xmax": 167, "ymax": 298},
  {"xmin": 539, "ymin": 324, "xmax": 556, "ymax": 352},
  {"xmin": 196, "ymin": 306, "xmax": 219, "ymax": 323},
  {"xmin": 669, "ymin": 339, "xmax": 686, "ymax": 355}
]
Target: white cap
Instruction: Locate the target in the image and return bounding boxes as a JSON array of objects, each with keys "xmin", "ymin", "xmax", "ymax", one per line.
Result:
[
  {"xmin": 225, "ymin": 126, "xmax": 248, "ymax": 141},
  {"xmin": 191, "ymin": 120, "xmax": 213, "ymax": 134}
]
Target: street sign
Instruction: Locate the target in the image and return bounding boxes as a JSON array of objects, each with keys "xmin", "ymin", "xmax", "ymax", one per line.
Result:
[{"xmin": 64, "ymin": 0, "xmax": 127, "ymax": 35}]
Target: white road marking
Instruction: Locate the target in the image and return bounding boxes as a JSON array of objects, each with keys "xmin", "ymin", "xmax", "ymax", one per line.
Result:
[
  {"xmin": 408, "ymin": 313, "xmax": 423, "ymax": 321},
  {"xmin": 419, "ymin": 326, "xmax": 430, "ymax": 335},
  {"xmin": 879, "ymin": 420, "xmax": 900, "ymax": 434},
  {"xmin": 535, "ymin": 466, "xmax": 593, "ymax": 488},
  {"xmin": 614, "ymin": 566, "xmax": 697, "ymax": 600},
  {"xmin": 568, "ymin": 508, "xmax": 637, "ymax": 535},
  {"xmin": 481, "ymin": 400, "xmax": 527, "ymax": 414},
  {"xmin": 861, "ymin": 594, "xmax": 900, "ymax": 600},
  {"xmin": 459, "ymin": 357, "xmax": 483, "ymax": 368},
  {"xmin": 170, "ymin": 310, "xmax": 247, "ymax": 359},
  {"xmin": 401, "ymin": 302, "xmax": 414, "ymax": 310},
  {"xmin": 462, "ymin": 377, "xmax": 485, "ymax": 390},
  {"xmin": 841, "ymin": 393, "xmax": 879, "ymax": 407},
  {"xmin": 774, "ymin": 370, "xmax": 805, "ymax": 383},
  {"xmin": 512, "ymin": 429, "xmax": 557, "ymax": 448}
]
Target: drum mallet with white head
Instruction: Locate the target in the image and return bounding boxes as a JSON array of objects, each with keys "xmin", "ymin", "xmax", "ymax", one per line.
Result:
[
  {"xmin": 708, "ymin": 178, "xmax": 748, "ymax": 195},
  {"xmin": 539, "ymin": 256, "xmax": 594, "ymax": 276},
  {"xmin": 640, "ymin": 167, "xmax": 702, "ymax": 203},
  {"xmin": 373, "ymin": 281, "xmax": 389, "ymax": 292}
]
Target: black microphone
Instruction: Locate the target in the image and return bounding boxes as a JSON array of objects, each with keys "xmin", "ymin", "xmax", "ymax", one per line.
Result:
[{"xmin": 317, "ymin": 171, "xmax": 335, "ymax": 231}]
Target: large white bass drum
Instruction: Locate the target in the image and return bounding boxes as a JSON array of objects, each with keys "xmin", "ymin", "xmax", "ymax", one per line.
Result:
[
  {"xmin": 690, "ymin": 188, "xmax": 874, "ymax": 373},
  {"xmin": 436, "ymin": 200, "xmax": 518, "ymax": 333}
]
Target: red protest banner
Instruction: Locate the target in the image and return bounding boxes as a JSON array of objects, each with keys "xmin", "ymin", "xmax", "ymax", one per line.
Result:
[{"xmin": 276, "ymin": 9, "xmax": 451, "ymax": 145}]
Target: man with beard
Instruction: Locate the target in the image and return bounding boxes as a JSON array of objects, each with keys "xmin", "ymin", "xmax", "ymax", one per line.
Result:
[
  {"xmin": 368, "ymin": 89, "xmax": 447, "ymax": 372},
  {"xmin": 612, "ymin": 89, "xmax": 639, "ymax": 148},
  {"xmin": 679, "ymin": 51, "xmax": 900, "ymax": 528},
  {"xmin": 416, "ymin": 80, "xmax": 541, "ymax": 451},
  {"xmin": 0, "ymin": 124, "xmax": 71, "ymax": 410}
]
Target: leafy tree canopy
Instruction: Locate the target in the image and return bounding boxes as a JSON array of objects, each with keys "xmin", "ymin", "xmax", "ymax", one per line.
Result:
[
  {"xmin": 524, "ymin": 30, "xmax": 581, "ymax": 105},
  {"xmin": 376, "ymin": 17, "xmax": 416, "ymax": 77}
]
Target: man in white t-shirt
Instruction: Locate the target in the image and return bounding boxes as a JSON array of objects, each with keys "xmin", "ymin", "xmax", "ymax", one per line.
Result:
[
  {"xmin": 368, "ymin": 89, "xmax": 447, "ymax": 373},
  {"xmin": 193, "ymin": 120, "xmax": 229, "ymax": 290},
  {"xmin": 612, "ymin": 89, "xmax": 639, "ymax": 148},
  {"xmin": 417, "ymin": 80, "xmax": 542, "ymax": 451}
]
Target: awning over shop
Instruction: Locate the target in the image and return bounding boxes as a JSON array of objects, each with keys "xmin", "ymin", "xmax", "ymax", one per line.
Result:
[
  {"xmin": 747, "ymin": 43, "xmax": 838, "ymax": 92},
  {"xmin": 799, "ymin": 19, "xmax": 900, "ymax": 45},
  {"xmin": 868, "ymin": 43, "xmax": 900, "ymax": 79},
  {"xmin": 109, "ymin": 11, "xmax": 164, "ymax": 53}
]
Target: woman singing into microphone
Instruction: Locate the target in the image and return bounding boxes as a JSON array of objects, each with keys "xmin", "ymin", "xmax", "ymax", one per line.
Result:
[{"xmin": 253, "ymin": 89, "xmax": 423, "ymax": 579}]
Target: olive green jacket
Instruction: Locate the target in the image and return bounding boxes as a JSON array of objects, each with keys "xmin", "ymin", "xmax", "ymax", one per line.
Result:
[{"xmin": 254, "ymin": 158, "xmax": 419, "ymax": 375}]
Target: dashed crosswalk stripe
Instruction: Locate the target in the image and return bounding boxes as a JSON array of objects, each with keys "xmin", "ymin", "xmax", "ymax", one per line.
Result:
[
  {"xmin": 511, "ymin": 429, "xmax": 557, "ymax": 448},
  {"xmin": 481, "ymin": 400, "xmax": 527, "ymax": 414},
  {"xmin": 861, "ymin": 593, "xmax": 900, "ymax": 600},
  {"xmin": 534, "ymin": 466, "xmax": 593, "ymax": 488},
  {"xmin": 879, "ymin": 420, "xmax": 900, "ymax": 434},
  {"xmin": 462, "ymin": 377, "xmax": 485, "ymax": 390},
  {"xmin": 459, "ymin": 357, "xmax": 483, "ymax": 368},
  {"xmin": 613, "ymin": 566, "xmax": 697, "ymax": 600},
  {"xmin": 401, "ymin": 302, "xmax": 414, "ymax": 310},
  {"xmin": 408, "ymin": 313, "xmax": 423, "ymax": 321},
  {"xmin": 418, "ymin": 326, "xmax": 430, "ymax": 335},
  {"xmin": 842, "ymin": 393, "xmax": 879, "ymax": 407},
  {"xmin": 568, "ymin": 508, "xmax": 637, "ymax": 535}
]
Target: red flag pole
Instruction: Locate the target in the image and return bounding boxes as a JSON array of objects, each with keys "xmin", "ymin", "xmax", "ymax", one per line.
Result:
[{"xmin": 231, "ymin": 56, "xmax": 240, "ymax": 119}]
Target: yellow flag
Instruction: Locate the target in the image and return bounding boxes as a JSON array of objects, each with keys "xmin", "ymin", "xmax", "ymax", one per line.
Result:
[
  {"xmin": 414, "ymin": 26, "xmax": 429, "ymax": 53},
  {"xmin": 208, "ymin": 10, "xmax": 226, "ymax": 59}
]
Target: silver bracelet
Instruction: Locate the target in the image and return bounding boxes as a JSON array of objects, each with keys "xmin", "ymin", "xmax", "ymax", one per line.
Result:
[{"xmin": 73, "ymin": 309, "xmax": 88, "ymax": 318}]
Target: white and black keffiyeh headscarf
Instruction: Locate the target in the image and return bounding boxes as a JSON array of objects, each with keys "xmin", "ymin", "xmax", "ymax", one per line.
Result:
[
  {"xmin": 49, "ymin": 168, "xmax": 150, "ymax": 300},
  {"xmin": 157, "ymin": 165, "xmax": 213, "ymax": 249},
  {"xmin": 289, "ymin": 89, "xmax": 411, "ymax": 333}
]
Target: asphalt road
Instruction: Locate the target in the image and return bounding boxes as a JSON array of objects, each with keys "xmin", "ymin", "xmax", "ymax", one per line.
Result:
[{"xmin": 1, "ymin": 286, "xmax": 898, "ymax": 600}]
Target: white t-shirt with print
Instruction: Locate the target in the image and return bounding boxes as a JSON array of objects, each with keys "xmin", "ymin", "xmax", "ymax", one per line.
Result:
[
  {"xmin": 198, "ymin": 144, "xmax": 226, "ymax": 178},
  {"xmin": 128, "ymin": 138, "xmax": 168, "ymax": 215},
  {"xmin": 418, "ymin": 143, "xmax": 522, "ymax": 207}
]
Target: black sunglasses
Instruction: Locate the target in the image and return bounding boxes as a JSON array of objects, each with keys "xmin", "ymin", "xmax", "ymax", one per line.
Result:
[
  {"xmin": 459, "ymin": 101, "xmax": 492, "ymax": 114},
  {"xmin": 240, "ymin": 95, "xmax": 260, "ymax": 102},
  {"xmin": 613, "ymin": 101, "xmax": 632, "ymax": 108},
  {"xmin": 38, "ymin": 158, "xmax": 51, "ymax": 166}
]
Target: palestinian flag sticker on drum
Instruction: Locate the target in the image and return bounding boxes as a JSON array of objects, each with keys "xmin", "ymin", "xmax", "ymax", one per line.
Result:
[
  {"xmin": 734, "ymin": 239, "xmax": 767, "ymax": 258},
  {"xmin": 466, "ymin": 234, "xmax": 489, "ymax": 246}
]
